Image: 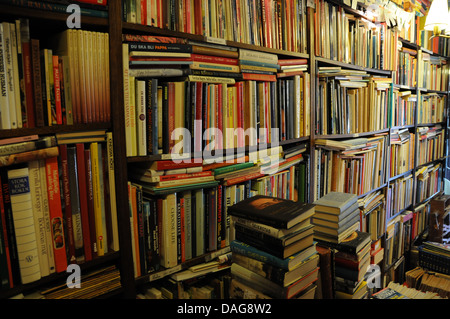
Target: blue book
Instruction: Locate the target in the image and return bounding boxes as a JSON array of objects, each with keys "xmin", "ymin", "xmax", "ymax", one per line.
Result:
[{"xmin": 230, "ymin": 240, "xmax": 317, "ymax": 271}]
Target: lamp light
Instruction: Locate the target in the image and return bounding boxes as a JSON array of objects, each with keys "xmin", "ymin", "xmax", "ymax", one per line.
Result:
[{"xmin": 425, "ymin": 0, "xmax": 450, "ymax": 38}]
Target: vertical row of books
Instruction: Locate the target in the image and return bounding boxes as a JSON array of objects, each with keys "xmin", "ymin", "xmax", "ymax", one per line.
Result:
[
  {"xmin": 384, "ymin": 210, "xmax": 412, "ymax": 271},
  {"xmin": 0, "ymin": 19, "xmax": 110, "ymax": 130},
  {"xmin": 312, "ymin": 192, "xmax": 372, "ymax": 299},
  {"xmin": 417, "ymin": 53, "xmax": 449, "ymax": 91},
  {"xmin": 389, "ymin": 128, "xmax": 414, "ymax": 178},
  {"xmin": 315, "ymin": 67, "xmax": 392, "ymax": 135},
  {"xmin": 390, "ymin": 88, "xmax": 415, "ymax": 127},
  {"xmin": 313, "ymin": 135, "xmax": 388, "ymax": 200},
  {"xmin": 122, "ymin": 35, "xmax": 310, "ymax": 157},
  {"xmin": 394, "ymin": 46, "xmax": 417, "ymax": 88},
  {"xmin": 0, "ymin": 132, "xmax": 119, "ymax": 289},
  {"xmin": 415, "ymin": 163, "xmax": 442, "ymax": 204},
  {"xmin": 314, "ymin": 0, "xmax": 398, "ymax": 70},
  {"xmin": 416, "ymin": 125, "xmax": 445, "ymax": 166},
  {"xmin": 123, "ymin": 0, "xmax": 308, "ymax": 53},
  {"xmin": 386, "ymin": 171, "xmax": 413, "ymax": 220},
  {"xmin": 417, "ymin": 93, "xmax": 446, "ymax": 125},
  {"xmin": 229, "ymin": 195, "xmax": 319, "ymax": 299}
]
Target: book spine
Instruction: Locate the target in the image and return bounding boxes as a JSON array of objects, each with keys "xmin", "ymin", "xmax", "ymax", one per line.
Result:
[
  {"xmin": 75, "ymin": 144, "xmax": 92, "ymax": 261},
  {"xmin": 45, "ymin": 156, "xmax": 68, "ymax": 273},
  {"xmin": 90, "ymin": 142, "xmax": 106, "ymax": 256},
  {"xmin": 106, "ymin": 133, "xmax": 119, "ymax": 252},
  {"xmin": 0, "ymin": 136, "xmax": 56, "ymax": 156},
  {"xmin": 128, "ymin": 42, "xmax": 192, "ymax": 52},
  {"xmin": 59, "ymin": 144, "xmax": 76, "ymax": 264},
  {"xmin": 7, "ymin": 166, "xmax": 41, "ymax": 284},
  {"xmin": 0, "ymin": 146, "xmax": 59, "ymax": 167},
  {"xmin": 30, "ymin": 39, "xmax": 44, "ymax": 127},
  {"xmin": 52, "ymin": 55, "xmax": 62, "ymax": 125},
  {"xmin": 19, "ymin": 19, "xmax": 35, "ymax": 128},
  {"xmin": 0, "ymin": 24, "xmax": 12, "ymax": 130},
  {"xmin": 84, "ymin": 148, "xmax": 97, "ymax": 257},
  {"xmin": 67, "ymin": 146, "xmax": 84, "ymax": 263}
]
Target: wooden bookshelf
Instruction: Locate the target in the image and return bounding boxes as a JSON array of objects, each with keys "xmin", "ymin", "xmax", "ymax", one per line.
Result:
[{"xmin": 0, "ymin": 0, "xmax": 448, "ymax": 300}]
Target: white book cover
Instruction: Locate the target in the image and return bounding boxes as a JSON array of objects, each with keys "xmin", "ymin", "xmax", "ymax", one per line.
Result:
[{"xmin": 8, "ymin": 166, "xmax": 41, "ymax": 284}]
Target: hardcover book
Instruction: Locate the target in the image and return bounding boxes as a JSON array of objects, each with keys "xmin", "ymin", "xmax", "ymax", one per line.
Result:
[{"xmin": 227, "ymin": 195, "xmax": 315, "ymax": 229}]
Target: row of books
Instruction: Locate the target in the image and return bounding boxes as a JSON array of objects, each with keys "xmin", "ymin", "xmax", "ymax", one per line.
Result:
[
  {"xmin": 390, "ymin": 88, "xmax": 415, "ymax": 127},
  {"xmin": 405, "ymin": 266, "xmax": 450, "ymax": 299},
  {"xmin": 417, "ymin": 52, "xmax": 449, "ymax": 92},
  {"xmin": 314, "ymin": 0, "xmax": 399, "ymax": 71},
  {"xmin": 417, "ymin": 93, "xmax": 446, "ymax": 125},
  {"xmin": 384, "ymin": 210, "xmax": 413, "ymax": 269},
  {"xmin": 416, "ymin": 125, "xmax": 445, "ymax": 166},
  {"xmin": 229, "ymin": 195, "xmax": 319, "ymax": 299},
  {"xmin": 415, "ymin": 163, "xmax": 442, "ymax": 204},
  {"xmin": 0, "ymin": 133, "xmax": 119, "ymax": 289},
  {"xmin": 126, "ymin": 146, "xmax": 305, "ymax": 276},
  {"xmin": 315, "ymin": 67, "xmax": 392, "ymax": 135},
  {"xmin": 313, "ymin": 135, "xmax": 388, "ymax": 200},
  {"xmin": 393, "ymin": 46, "xmax": 417, "ymax": 88},
  {"xmin": 418, "ymin": 242, "xmax": 450, "ymax": 276},
  {"xmin": 123, "ymin": 43, "xmax": 310, "ymax": 157},
  {"xmin": 386, "ymin": 172, "xmax": 413, "ymax": 220},
  {"xmin": 358, "ymin": 191, "xmax": 386, "ymax": 241},
  {"xmin": 389, "ymin": 128, "xmax": 414, "ymax": 178},
  {"xmin": 0, "ymin": 20, "xmax": 110, "ymax": 130},
  {"xmin": 411, "ymin": 200, "xmax": 430, "ymax": 241},
  {"xmin": 123, "ymin": 0, "xmax": 308, "ymax": 53},
  {"xmin": 372, "ymin": 281, "xmax": 445, "ymax": 299}
]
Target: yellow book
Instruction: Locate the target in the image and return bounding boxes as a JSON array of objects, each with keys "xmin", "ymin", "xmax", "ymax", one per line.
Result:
[{"xmin": 90, "ymin": 142, "xmax": 107, "ymax": 256}]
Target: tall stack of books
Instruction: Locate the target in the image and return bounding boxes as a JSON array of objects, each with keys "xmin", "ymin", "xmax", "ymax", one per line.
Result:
[
  {"xmin": 312, "ymin": 192, "xmax": 360, "ymax": 243},
  {"xmin": 332, "ymin": 231, "xmax": 372, "ymax": 299},
  {"xmin": 228, "ymin": 195, "xmax": 319, "ymax": 299}
]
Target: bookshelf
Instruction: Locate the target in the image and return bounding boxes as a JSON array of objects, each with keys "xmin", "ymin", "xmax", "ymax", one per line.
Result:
[{"xmin": 0, "ymin": 0, "xmax": 448, "ymax": 300}]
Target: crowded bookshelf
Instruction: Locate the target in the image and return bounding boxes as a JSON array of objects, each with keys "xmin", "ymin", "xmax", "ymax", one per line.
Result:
[{"xmin": 0, "ymin": 0, "xmax": 449, "ymax": 301}]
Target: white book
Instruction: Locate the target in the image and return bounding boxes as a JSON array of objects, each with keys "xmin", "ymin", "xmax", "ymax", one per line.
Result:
[
  {"xmin": 28, "ymin": 160, "xmax": 50, "ymax": 277},
  {"xmin": 38, "ymin": 159, "xmax": 55, "ymax": 274},
  {"xmin": 0, "ymin": 24, "xmax": 12, "ymax": 129},
  {"xmin": 7, "ymin": 166, "xmax": 41, "ymax": 284},
  {"xmin": 9, "ymin": 23, "xmax": 22, "ymax": 128}
]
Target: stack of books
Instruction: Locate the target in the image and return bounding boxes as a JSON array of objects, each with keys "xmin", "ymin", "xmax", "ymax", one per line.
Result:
[
  {"xmin": 238, "ymin": 49, "xmax": 278, "ymax": 82},
  {"xmin": 333, "ymin": 231, "xmax": 372, "ymax": 299},
  {"xmin": 277, "ymin": 59, "xmax": 308, "ymax": 78},
  {"xmin": 312, "ymin": 192, "xmax": 360, "ymax": 243},
  {"xmin": 228, "ymin": 195, "xmax": 319, "ymax": 299},
  {"xmin": 419, "ymin": 242, "xmax": 450, "ymax": 275},
  {"xmin": 125, "ymin": 35, "xmax": 240, "ymax": 82}
]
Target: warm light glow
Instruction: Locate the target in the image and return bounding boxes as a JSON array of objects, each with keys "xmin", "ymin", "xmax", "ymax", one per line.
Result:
[
  {"xmin": 445, "ymin": 9, "xmax": 450, "ymax": 35},
  {"xmin": 424, "ymin": 0, "xmax": 449, "ymax": 34}
]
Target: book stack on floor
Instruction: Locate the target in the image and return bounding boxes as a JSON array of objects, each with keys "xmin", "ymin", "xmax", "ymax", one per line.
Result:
[
  {"xmin": 418, "ymin": 242, "xmax": 450, "ymax": 275},
  {"xmin": 332, "ymin": 231, "xmax": 372, "ymax": 299},
  {"xmin": 228, "ymin": 195, "xmax": 319, "ymax": 299},
  {"xmin": 312, "ymin": 192, "xmax": 360, "ymax": 243}
]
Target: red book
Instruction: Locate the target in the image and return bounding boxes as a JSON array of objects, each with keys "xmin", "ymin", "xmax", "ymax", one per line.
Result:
[
  {"xmin": 277, "ymin": 59, "xmax": 308, "ymax": 67},
  {"xmin": 45, "ymin": 156, "xmax": 68, "ymax": 273},
  {"xmin": 59, "ymin": 145, "xmax": 76, "ymax": 263},
  {"xmin": 20, "ymin": 21, "xmax": 35, "ymax": 128},
  {"xmin": 76, "ymin": 144, "xmax": 92, "ymax": 261},
  {"xmin": 242, "ymin": 73, "xmax": 277, "ymax": 82},
  {"xmin": 52, "ymin": 55, "xmax": 62, "ymax": 124},
  {"xmin": 148, "ymin": 159, "xmax": 203, "ymax": 171},
  {"xmin": 223, "ymin": 171, "xmax": 265, "ymax": 186},
  {"xmin": 0, "ymin": 173, "xmax": 14, "ymax": 288}
]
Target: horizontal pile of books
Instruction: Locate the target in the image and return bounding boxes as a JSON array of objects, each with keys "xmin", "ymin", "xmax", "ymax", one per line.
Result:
[{"xmin": 228, "ymin": 195, "xmax": 319, "ymax": 299}]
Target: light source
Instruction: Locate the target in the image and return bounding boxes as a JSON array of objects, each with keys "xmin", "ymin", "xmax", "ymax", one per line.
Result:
[{"xmin": 424, "ymin": 0, "xmax": 450, "ymax": 38}]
